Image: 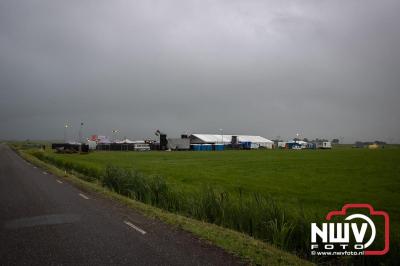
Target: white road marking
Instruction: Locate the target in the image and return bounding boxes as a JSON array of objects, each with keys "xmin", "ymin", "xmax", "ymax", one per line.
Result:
[
  {"xmin": 57, "ymin": 180, "xmax": 63, "ymax": 184},
  {"xmin": 79, "ymin": 193, "xmax": 89, "ymax": 200},
  {"xmin": 33, "ymin": 166, "xmax": 37, "ymax": 169},
  {"xmin": 42, "ymin": 171, "xmax": 47, "ymax": 175},
  {"xmin": 123, "ymin": 221, "xmax": 147, "ymax": 235}
]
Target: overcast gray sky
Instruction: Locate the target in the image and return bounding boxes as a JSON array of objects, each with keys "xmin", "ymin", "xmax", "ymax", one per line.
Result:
[{"xmin": 1, "ymin": 0, "xmax": 399, "ymax": 143}]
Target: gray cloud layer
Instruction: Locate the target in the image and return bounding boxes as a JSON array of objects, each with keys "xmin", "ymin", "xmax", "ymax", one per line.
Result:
[{"xmin": 1, "ymin": 0, "xmax": 399, "ymax": 143}]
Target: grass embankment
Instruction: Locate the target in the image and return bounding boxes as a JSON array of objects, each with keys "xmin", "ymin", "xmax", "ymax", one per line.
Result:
[{"xmin": 12, "ymin": 145, "xmax": 311, "ymax": 266}]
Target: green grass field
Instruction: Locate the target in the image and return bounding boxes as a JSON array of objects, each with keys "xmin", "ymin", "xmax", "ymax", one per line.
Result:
[{"xmin": 39, "ymin": 146, "xmax": 400, "ymax": 231}]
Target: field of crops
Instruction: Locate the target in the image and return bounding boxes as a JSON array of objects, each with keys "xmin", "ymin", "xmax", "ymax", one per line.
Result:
[{"xmin": 27, "ymin": 145, "xmax": 400, "ymax": 262}]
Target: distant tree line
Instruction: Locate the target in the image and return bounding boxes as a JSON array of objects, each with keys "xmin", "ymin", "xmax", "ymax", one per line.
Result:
[{"xmin": 355, "ymin": 140, "xmax": 387, "ymax": 146}]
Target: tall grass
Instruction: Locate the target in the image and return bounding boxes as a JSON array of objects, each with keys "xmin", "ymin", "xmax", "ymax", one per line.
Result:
[{"xmin": 102, "ymin": 165, "xmax": 313, "ymax": 255}]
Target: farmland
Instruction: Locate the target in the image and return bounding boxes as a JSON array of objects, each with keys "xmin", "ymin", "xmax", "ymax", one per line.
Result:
[{"xmin": 36, "ymin": 146, "xmax": 400, "ymax": 231}]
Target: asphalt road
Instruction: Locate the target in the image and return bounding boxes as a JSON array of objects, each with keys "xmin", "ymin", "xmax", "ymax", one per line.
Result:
[{"xmin": 0, "ymin": 144, "xmax": 242, "ymax": 266}]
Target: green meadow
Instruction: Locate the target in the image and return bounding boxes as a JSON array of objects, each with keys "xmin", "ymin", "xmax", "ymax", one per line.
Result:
[{"xmin": 39, "ymin": 146, "xmax": 400, "ymax": 231}]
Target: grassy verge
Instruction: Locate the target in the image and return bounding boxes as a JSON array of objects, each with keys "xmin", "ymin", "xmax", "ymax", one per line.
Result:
[{"xmin": 14, "ymin": 147, "xmax": 312, "ymax": 266}]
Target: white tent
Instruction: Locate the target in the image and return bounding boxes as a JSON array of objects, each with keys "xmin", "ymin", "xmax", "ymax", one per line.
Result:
[
  {"xmin": 190, "ymin": 134, "xmax": 274, "ymax": 149},
  {"xmin": 116, "ymin": 138, "xmax": 135, "ymax": 144}
]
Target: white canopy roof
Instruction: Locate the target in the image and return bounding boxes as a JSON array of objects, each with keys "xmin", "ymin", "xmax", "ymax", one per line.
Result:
[
  {"xmin": 116, "ymin": 139, "xmax": 145, "ymax": 144},
  {"xmin": 288, "ymin": 140, "xmax": 308, "ymax": 145},
  {"xmin": 191, "ymin": 134, "xmax": 273, "ymax": 144},
  {"xmin": 116, "ymin": 138, "xmax": 134, "ymax": 144}
]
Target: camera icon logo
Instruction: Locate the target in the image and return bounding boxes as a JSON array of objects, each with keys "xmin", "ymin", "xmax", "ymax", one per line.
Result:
[{"xmin": 311, "ymin": 204, "xmax": 389, "ymax": 256}]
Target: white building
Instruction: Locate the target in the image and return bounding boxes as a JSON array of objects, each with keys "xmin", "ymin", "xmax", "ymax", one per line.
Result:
[
  {"xmin": 190, "ymin": 134, "xmax": 274, "ymax": 149},
  {"xmin": 278, "ymin": 142, "xmax": 287, "ymax": 148},
  {"xmin": 321, "ymin": 141, "xmax": 332, "ymax": 149}
]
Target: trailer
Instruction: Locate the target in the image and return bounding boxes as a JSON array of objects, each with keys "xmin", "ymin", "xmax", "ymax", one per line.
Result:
[
  {"xmin": 134, "ymin": 143, "xmax": 150, "ymax": 151},
  {"xmin": 320, "ymin": 141, "xmax": 332, "ymax": 149}
]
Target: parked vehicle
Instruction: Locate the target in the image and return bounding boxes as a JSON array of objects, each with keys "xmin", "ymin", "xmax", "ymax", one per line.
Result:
[{"xmin": 134, "ymin": 143, "xmax": 150, "ymax": 151}]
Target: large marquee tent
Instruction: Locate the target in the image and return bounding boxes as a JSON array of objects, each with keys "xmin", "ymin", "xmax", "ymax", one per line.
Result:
[{"xmin": 190, "ymin": 134, "xmax": 273, "ymax": 149}]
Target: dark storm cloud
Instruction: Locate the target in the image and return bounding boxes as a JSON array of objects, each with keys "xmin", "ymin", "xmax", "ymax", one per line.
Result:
[{"xmin": 1, "ymin": 0, "xmax": 399, "ymax": 142}]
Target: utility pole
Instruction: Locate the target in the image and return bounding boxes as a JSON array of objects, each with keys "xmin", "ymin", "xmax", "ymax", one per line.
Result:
[
  {"xmin": 64, "ymin": 123, "xmax": 70, "ymax": 143},
  {"xmin": 78, "ymin": 121, "xmax": 84, "ymax": 143}
]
